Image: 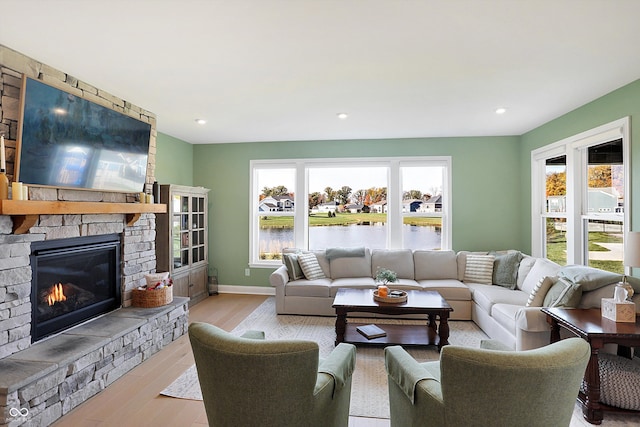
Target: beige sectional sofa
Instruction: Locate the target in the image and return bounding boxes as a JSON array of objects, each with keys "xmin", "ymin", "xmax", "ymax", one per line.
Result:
[{"xmin": 269, "ymin": 247, "xmax": 640, "ymax": 350}]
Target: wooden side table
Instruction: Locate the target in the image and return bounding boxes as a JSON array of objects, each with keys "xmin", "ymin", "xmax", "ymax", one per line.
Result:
[{"xmin": 542, "ymin": 307, "xmax": 640, "ymax": 425}]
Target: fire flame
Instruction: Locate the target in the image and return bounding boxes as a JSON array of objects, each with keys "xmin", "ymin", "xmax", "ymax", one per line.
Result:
[{"xmin": 47, "ymin": 283, "xmax": 67, "ymax": 306}]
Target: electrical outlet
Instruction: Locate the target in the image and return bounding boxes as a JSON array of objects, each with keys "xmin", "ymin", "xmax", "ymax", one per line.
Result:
[{"xmin": 245, "ymin": 268, "xmax": 251, "ymax": 276}]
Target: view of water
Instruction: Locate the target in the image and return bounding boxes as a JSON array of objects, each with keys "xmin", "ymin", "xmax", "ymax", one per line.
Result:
[{"xmin": 259, "ymin": 224, "xmax": 441, "ymax": 254}]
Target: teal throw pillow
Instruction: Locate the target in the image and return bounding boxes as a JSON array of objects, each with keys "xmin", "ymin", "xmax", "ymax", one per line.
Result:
[{"xmin": 491, "ymin": 251, "xmax": 523, "ymax": 289}]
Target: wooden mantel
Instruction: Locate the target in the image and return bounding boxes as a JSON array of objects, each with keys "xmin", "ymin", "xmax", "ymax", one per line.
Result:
[{"xmin": 0, "ymin": 200, "xmax": 167, "ymax": 234}]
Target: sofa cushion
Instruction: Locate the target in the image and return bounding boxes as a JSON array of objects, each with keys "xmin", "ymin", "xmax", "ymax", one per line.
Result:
[
  {"xmin": 492, "ymin": 251, "xmax": 523, "ymax": 289},
  {"xmin": 330, "ymin": 278, "xmax": 376, "ymax": 295},
  {"xmin": 372, "ymin": 249, "xmax": 415, "ymax": 279},
  {"xmin": 298, "ymin": 252, "xmax": 326, "ymax": 280},
  {"xmin": 285, "ymin": 278, "xmax": 333, "ymax": 297},
  {"xmin": 490, "ymin": 303, "xmax": 521, "ymax": 335},
  {"xmin": 525, "ymin": 276, "xmax": 556, "ymax": 307},
  {"xmin": 543, "ymin": 277, "xmax": 582, "ymax": 307},
  {"xmin": 520, "ymin": 258, "xmax": 562, "ymax": 295},
  {"xmin": 414, "ymin": 250, "xmax": 457, "ymax": 280},
  {"xmin": 557, "ymin": 265, "xmax": 622, "ymax": 292},
  {"xmin": 330, "ymin": 248, "xmax": 372, "ymax": 279},
  {"xmin": 579, "ymin": 283, "xmax": 618, "ymax": 308},
  {"xmin": 463, "ymin": 254, "xmax": 495, "ymax": 284},
  {"xmin": 516, "ymin": 255, "xmax": 537, "ymax": 290},
  {"xmin": 417, "ymin": 279, "xmax": 472, "ymax": 301},
  {"xmin": 470, "ymin": 283, "xmax": 529, "ymax": 313},
  {"xmin": 282, "ymin": 253, "xmax": 305, "ymax": 281}
]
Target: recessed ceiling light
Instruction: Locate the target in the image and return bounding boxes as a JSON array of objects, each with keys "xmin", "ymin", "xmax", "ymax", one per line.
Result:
[
  {"xmin": 495, "ymin": 108, "xmax": 507, "ymax": 115},
  {"xmin": 195, "ymin": 118, "xmax": 207, "ymax": 125},
  {"xmin": 337, "ymin": 113, "xmax": 348, "ymax": 120}
]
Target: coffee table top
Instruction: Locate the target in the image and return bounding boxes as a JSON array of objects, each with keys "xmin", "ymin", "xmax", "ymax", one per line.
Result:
[
  {"xmin": 542, "ymin": 307, "xmax": 640, "ymax": 337},
  {"xmin": 333, "ymin": 288, "xmax": 452, "ymax": 311}
]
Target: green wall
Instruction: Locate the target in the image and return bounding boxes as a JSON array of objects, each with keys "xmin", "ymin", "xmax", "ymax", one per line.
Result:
[
  {"xmin": 155, "ymin": 132, "xmax": 194, "ymax": 186},
  {"xmin": 192, "ymin": 136, "xmax": 522, "ymax": 288},
  {"xmin": 519, "ymin": 79, "xmax": 640, "ymax": 250}
]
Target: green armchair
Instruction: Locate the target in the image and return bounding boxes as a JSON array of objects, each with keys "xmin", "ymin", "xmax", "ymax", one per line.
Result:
[
  {"xmin": 384, "ymin": 338, "xmax": 590, "ymax": 427},
  {"xmin": 188, "ymin": 322, "xmax": 356, "ymax": 427}
]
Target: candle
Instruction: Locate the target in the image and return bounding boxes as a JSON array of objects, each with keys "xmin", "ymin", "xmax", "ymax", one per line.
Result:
[
  {"xmin": 1, "ymin": 135, "xmax": 5, "ymax": 170},
  {"xmin": 12, "ymin": 182, "xmax": 22, "ymax": 200},
  {"xmin": 378, "ymin": 285, "xmax": 388, "ymax": 298}
]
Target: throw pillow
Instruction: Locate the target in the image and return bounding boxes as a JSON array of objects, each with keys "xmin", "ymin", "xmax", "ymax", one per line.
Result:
[
  {"xmin": 463, "ymin": 254, "xmax": 495, "ymax": 285},
  {"xmin": 145, "ymin": 272, "xmax": 169, "ymax": 287},
  {"xmin": 491, "ymin": 251, "xmax": 523, "ymax": 289},
  {"xmin": 543, "ymin": 277, "xmax": 583, "ymax": 308},
  {"xmin": 525, "ymin": 276, "xmax": 556, "ymax": 307},
  {"xmin": 557, "ymin": 265, "xmax": 622, "ymax": 292},
  {"xmin": 297, "ymin": 252, "xmax": 326, "ymax": 280},
  {"xmin": 282, "ymin": 253, "xmax": 304, "ymax": 281}
]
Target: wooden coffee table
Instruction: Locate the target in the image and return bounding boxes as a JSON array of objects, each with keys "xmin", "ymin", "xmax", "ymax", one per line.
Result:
[
  {"xmin": 332, "ymin": 288, "xmax": 453, "ymax": 350},
  {"xmin": 542, "ymin": 307, "xmax": 640, "ymax": 425}
]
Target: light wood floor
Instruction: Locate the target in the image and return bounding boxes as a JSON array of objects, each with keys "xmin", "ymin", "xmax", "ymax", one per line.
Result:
[{"xmin": 52, "ymin": 294, "xmax": 389, "ymax": 427}]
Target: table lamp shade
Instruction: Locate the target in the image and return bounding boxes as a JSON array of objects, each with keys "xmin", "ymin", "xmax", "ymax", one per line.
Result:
[{"xmin": 624, "ymin": 231, "xmax": 640, "ymax": 268}]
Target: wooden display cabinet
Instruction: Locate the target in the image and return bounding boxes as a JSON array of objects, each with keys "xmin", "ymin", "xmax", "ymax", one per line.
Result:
[{"xmin": 155, "ymin": 185, "xmax": 210, "ymax": 304}]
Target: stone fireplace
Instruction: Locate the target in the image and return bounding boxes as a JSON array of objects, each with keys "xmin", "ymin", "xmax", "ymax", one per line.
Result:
[{"xmin": 0, "ymin": 46, "xmax": 190, "ymax": 426}]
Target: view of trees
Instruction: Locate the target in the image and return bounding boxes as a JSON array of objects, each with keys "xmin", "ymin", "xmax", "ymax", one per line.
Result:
[{"xmin": 547, "ymin": 165, "xmax": 622, "ymax": 197}]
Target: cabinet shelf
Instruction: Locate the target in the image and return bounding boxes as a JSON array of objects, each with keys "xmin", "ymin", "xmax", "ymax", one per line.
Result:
[{"xmin": 0, "ymin": 200, "xmax": 166, "ymax": 234}]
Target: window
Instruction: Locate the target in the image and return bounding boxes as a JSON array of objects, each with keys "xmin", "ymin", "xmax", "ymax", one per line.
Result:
[
  {"xmin": 250, "ymin": 157, "xmax": 451, "ymax": 266},
  {"xmin": 531, "ymin": 118, "xmax": 629, "ymax": 273}
]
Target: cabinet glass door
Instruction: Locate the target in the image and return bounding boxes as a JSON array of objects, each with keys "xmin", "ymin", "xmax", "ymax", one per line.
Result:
[{"xmin": 172, "ymin": 194, "xmax": 190, "ymax": 268}]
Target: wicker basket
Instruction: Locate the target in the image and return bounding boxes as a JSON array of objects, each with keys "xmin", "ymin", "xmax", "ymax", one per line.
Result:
[{"xmin": 132, "ymin": 286, "xmax": 173, "ymax": 308}]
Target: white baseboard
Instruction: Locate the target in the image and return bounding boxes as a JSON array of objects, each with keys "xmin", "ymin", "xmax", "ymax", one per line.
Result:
[{"xmin": 216, "ymin": 285, "xmax": 276, "ymax": 296}]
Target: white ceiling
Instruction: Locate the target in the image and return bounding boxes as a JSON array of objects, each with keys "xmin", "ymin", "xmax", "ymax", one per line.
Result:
[{"xmin": 2, "ymin": 0, "xmax": 640, "ymax": 144}]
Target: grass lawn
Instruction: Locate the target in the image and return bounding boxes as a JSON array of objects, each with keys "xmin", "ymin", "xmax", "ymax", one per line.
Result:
[
  {"xmin": 259, "ymin": 212, "xmax": 442, "ymax": 227},
  {"xmin": 546, "ymin": 228, "xmax": 623, "ymax": 273}
]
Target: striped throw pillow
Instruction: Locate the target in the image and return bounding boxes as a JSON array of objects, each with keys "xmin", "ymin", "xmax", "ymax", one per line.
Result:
[
  {"xmin": 297, "ymin": 252, "xmax": 326, "ymax": 280},
  {"xmin": 463, "ymin": 254, "xmax": 495, "ymax": 284},
  {"xmin": 526, "ymin": 276, "xmax": 555, "ymax": 307}
]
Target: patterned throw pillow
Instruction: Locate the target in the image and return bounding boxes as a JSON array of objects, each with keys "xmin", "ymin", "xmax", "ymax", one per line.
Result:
[
  {"xmin": 463, "ymin": 254, "xmax": 495, "ymax": 285},
  {"xmin": 543, "ymin": 277, "xmax": 582, "ymax": 308},
  {"xmin": 525, "ymin": 276, "xmax": 555, "ymax": 307},
  {"xmin": 282, "ymin": 253, "xmax": 305, "ymax": 281},
  {"xmin": 297, "ymin": 252, "xmax": 326, "ymax": 280}
]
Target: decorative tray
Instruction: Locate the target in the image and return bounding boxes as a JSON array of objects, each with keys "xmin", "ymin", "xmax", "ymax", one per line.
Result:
[{"xmin": 373, "ymin": 289, "xmax": 407, "ymax": 303}]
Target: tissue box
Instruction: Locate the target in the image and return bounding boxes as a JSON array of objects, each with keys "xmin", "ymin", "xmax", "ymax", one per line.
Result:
[{"xmin": 601, "ymin": 298, "xmax": 636, "ymax": 323}]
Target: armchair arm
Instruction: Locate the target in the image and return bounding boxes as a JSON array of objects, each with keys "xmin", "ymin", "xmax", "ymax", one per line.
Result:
[
  {"xmin": 480, "ymin": 339, "xmax": 512, "ymax": 351},
  {"xmin": 384, "ymin": 345, "xmax": 439, "ymax": 404},
  {"xmin": 269, "ymin": 265, "xmax": 290, "ymax": 287},
  {"xmin": 316, "ymin": 343, "xmax": 356, "ymax": 396},
  {"xmin": 240, "ymin": 330, "xmax": 265, "ymax": 340}
]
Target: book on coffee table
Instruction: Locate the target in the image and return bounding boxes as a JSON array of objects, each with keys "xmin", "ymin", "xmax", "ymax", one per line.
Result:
[{"xmin": 356, "ymin": 324, "xmax": 387, "ymax": 339}]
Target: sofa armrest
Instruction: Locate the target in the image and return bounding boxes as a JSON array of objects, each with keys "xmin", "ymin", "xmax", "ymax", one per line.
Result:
[
  {"xmin": 515, "ymin": 307, "xmax": 550, "ymax": 332},
  {"xmin": 269, "ymin": 264, "xmax": 290, "ymax": 287}
]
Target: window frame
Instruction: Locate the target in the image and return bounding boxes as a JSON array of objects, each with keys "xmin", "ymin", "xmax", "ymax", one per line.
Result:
[
  {"xmin": 249, "ymin": 156, "xmax": 452, "ymax": 267},
  {"xmin": 531, "ymin": 117, "xmax": 630, "ymax": 270}
]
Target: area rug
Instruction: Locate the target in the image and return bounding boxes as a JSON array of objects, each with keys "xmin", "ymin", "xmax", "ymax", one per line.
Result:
[{"xmin": 160, "ymin": 297, "xmax": 487, "ymax": 418}]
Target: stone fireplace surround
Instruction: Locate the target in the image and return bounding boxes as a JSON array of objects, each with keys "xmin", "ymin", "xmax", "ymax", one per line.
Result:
[{"xmin": 0, "ymin": 46, "xmax": 190, "ymax": 426}]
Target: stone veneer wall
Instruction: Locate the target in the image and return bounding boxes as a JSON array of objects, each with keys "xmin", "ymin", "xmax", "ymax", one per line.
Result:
[{"xmin": 0, "ymin": 45, "xmax": 190, "ymax": 427}]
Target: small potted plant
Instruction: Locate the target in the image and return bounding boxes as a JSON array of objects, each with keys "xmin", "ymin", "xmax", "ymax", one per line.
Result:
[{"xmin": 375, "ymin": 267, "xmax": 398, "ymax": 285}]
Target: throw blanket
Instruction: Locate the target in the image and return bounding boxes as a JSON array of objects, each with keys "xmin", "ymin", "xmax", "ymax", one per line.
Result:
[{"xmin": 325, "ymin": 246, "xmax": 366, "ymax": 260}]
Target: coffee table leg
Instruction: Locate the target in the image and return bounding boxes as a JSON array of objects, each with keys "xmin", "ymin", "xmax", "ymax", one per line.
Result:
[
  {"xmin": 437, "ymin": 313, "xmax": 450, "ymax": 351},
  {"xmin": 335, "ymin": 311, "xmax": 346, "ymax": 346},
  {"xmin": 427, "ymin": 314, "xmax": 437, "ymax": 345},
  {"xmin": 582, "ymin": 346, "xmax": 603, "ymax": 424}
]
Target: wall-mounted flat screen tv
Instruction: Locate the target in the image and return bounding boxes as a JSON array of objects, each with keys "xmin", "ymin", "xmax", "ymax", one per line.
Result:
[{"xmin": 17, "ymin": 77, "xmax": 152, "ymax": 193}]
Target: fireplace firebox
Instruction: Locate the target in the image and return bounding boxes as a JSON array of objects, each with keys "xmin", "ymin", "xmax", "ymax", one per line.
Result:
[{"xmin": 30, "ymin": 234, "xmax": 122, "ymax": 342}]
